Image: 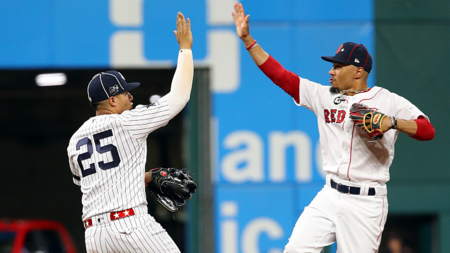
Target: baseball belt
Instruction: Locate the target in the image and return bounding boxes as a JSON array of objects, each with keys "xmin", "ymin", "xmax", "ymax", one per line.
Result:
[
  {"xmin": 330, "ymin": 179, "xmax": 376, "ymax": 196},
  {"xmin": 83, "ymin": 208, "xmax": 136, "ymax": 229}
]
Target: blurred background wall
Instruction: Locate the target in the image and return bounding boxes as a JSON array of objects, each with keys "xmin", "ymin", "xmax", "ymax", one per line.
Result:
[
  {"xmin": 375, "ymin": 1, "xmax": 449, "ymax": 252},
  {"xmin": 0, "ymin": 0, "xmax": 447, "ymax": 253}
]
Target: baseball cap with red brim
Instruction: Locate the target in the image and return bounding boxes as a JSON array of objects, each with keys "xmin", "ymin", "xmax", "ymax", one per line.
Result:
[
  {"xmin": 87, "ymin": 70, "xmax": 140, "ymax": 103},
  {"xmin": 321, "ymin": 42, "xmax": 373, "ymax": 73}
]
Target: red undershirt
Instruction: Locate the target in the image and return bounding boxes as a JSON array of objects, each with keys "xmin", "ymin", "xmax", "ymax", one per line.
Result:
[{"xmin": 258, "ymin": 55, "xmax": 435, "ymax": 141}]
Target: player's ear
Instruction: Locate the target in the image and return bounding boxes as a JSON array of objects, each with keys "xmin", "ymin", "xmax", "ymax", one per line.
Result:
[
  {"xmin": 109, "ymin": 96, "xmax": 117, "ymax": 107},
  {"xmin": 355, "ymin": 67, "xmax": 364, "ymax": 79}
]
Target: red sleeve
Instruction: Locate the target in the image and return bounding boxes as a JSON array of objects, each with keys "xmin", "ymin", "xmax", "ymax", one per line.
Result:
[
  {"xmin": 410, "ymin": 117, "xmax": 435, "ymax": 141},
  {"xmin": 258, "ymin": 55, "xmax": 300, "ymax": 103}
]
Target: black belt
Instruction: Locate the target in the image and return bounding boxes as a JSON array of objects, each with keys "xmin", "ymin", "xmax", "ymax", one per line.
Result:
[{"xmin": 330, "ymin": 179, "xmax": 376, "ymax": 196}]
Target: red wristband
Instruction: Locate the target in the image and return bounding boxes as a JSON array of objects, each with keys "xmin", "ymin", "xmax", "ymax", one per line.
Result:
[{"xmin": 246, "ymin": 40, "xmax": 258, "ymax": 50}]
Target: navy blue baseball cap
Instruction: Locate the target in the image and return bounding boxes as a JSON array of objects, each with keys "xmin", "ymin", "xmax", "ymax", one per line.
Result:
[
  {"xmin": 87, "ymin": 70, "xmax": 140, "ymax": 103},
  {"xmin": 321, "ymin": 42, "xmax": 373, "ymax": 73}
]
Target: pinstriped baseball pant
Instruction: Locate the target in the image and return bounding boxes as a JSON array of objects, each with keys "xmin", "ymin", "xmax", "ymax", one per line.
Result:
[{"xmin": 84, "ymin": 206, "xmax": 180, "ymax": 253}]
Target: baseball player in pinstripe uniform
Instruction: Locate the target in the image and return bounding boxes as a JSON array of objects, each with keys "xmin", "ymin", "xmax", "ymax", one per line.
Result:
[
  {"xmin": 232, "ymin": 3, "xmax": 435, "ymax": 253},
  {"xmin": 67, "ymin": 12, "xmax": 193, "ymax": 253}
]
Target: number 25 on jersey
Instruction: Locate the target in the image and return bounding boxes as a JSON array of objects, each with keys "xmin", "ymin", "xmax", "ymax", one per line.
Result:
[{"xmin": 76, "ymin": 129, "xmax": 121, "ymax": 177}]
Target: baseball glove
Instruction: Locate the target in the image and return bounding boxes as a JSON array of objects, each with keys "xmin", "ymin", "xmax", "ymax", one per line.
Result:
[
  {"xmin": 147, "ymin": 167, "xmax": 197, "ymax": 212},
  {"xmin": 349, "ymin": 103, "xmax": 387, "ymax": 141}
]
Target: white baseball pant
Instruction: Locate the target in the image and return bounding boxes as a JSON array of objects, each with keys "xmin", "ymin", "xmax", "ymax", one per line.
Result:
[{"xmin": 284, "ymin": 181, "xmax": 388, "ymax": 253}]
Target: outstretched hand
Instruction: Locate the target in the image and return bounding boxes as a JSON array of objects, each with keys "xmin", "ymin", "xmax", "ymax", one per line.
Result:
[
  {"xmin": 174, "ymin": 12, "xmax": 193, "ymax": 50},
  {"xmin": 232, "ymin": 2, "xmax": 250, "ymax": 40},
  {"xmin": 231, "ymin": 2, "xmax": 268, "ymax": 65}
]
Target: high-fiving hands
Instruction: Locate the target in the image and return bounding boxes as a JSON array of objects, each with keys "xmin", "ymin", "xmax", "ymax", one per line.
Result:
[
  {"xmin": 231, "ymin": 2, "xmax": 269, "ymax": 65},
  {"xmin": 174, "ymin": 12, "xmax": 193, "ymax": 50},
  {"xmin": 232, "ymin": 2, "xmax": 251, "ymax": 40}
]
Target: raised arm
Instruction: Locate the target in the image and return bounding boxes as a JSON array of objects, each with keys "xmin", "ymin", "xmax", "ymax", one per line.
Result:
[
  {"xmin": 232, "ymin": 2, "xmax": 269, "ymax": 66},
  {"xmin": 232, "ymin": 2, "xmax": 300, "ymax": 102},
  {"xmin": 165, "ymin": 12, "xmax": 194, "ymax": 120}
]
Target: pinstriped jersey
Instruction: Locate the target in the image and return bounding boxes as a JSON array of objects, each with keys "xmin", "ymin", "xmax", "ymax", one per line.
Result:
[{"xmin": 67, "ymin": 97, "xmax": 170, "ymax": 220}]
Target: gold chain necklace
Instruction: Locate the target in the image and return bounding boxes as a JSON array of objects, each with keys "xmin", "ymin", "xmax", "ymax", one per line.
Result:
[{"xmin": 340, "ymin": 87, "xmax": 370, "ymax": 96}]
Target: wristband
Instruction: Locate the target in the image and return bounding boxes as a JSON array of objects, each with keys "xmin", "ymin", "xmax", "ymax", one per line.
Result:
[
  {"xmin": 391, "ymin": 116, "xmax": 397, "ymax": 130},
  {"xmin": 246, "ymin": 40, "xmax": 258, "ymax": 50}
]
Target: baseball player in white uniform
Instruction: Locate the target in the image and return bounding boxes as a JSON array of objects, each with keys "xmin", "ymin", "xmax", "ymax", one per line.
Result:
[
  {"xmin": 67, "ymin": 12, "xmax": 193, "ymax": 253},
  {"xmin": 232, "ymin": 3, "xmax": 435, "ymax": 253}
]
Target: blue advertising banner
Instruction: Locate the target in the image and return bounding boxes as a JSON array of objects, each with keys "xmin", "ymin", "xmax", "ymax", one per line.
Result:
[
  {"xmin": 0, "ymin": 0, "xmax": 208, "ymax": 67},
  {"xmin": 216, "ymin": 185, "xmax": 296, "ymax": 253}
]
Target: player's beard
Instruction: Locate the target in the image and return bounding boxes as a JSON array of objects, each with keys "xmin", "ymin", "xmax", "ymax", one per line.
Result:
[{"xmin": 329, "ymin": 87, "xmax": 340, "ymax": 94}]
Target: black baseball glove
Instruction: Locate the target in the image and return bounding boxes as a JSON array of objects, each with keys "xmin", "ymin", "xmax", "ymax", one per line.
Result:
[
  {"xmin": 349, "ymin": 103, "xmax": 387, "ymax": 141},
  {"xmin": 147, "ymin": 167, "xmax": 197, "ymax": 212}
]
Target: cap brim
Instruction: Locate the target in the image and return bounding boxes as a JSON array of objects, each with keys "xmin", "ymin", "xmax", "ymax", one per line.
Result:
[
  {"xmin": 124, "ymin": 82, "xmax": 141, "ymax": 92},
  {"xmin": 321, "ymin": 56, "xmax": 349, "ymax": 65}
]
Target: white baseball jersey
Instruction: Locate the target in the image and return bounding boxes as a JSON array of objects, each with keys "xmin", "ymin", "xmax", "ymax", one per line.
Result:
[
  {"xmin": 67, "ymin": 49, "xmax": 192, "ymax": 253},
  {"xmin": 67, "ymin": 98, "xmax": 170, "ymax": 220},
  {"xmin": 297, "ymin": 78, "xmax": 427, "ymax": 186},
  {"xmin": 284, "ymin": 78, "xmax": 428, "ymax": 253},
  {"xmin": 68, "ymin": 49, "xmax": 192, "ymax": 221}
]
